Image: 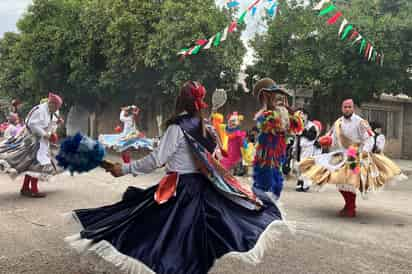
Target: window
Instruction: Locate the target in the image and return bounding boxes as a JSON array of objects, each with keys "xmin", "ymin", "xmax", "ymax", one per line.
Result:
[{"xmin": 363, "ymin": 109, "xmax": 400, "ymax": 139}]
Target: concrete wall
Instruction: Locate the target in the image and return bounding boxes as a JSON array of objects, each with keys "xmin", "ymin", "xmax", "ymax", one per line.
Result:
[
  {"xmin": 361, "ymin": 101, "xmax": 404, "ymax": 159},
  {"xmin": 402, "ymin": 104, "xmax": 412, "ymax": 159}
]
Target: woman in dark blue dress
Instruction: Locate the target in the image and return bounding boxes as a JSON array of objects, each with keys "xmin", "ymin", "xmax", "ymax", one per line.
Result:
[{"xmin": 66, "ymin": 81, "xmax": 284, "ymax": 274}]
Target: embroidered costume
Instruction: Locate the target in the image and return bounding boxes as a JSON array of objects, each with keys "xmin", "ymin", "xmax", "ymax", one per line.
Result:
[
  {"xmin": 0, "ymin": 93, "xmax": 64, "ymax": 197},
  {"xmin": 252, "ymin": 78, "xmax": 304, "ymax": 200},
  {"xmin": 66, "ymin": 81, "xmax": 283, "ymax": 274},
  {"xmin": 300, "ymin": 99, "xmax": 407, "ymax": 217}
]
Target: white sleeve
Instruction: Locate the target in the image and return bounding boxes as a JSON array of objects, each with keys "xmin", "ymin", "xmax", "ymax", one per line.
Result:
[
  {"xmin": 362, "ymin": 136, "xmax": 374, "ymax": 153},
  {"xmin": 120, "ymin": 111, "xmax": 128, "ymax": 123},
  {"xmin": 377, "ymin": 135, "xmax": 385, "ymax": 151},
  {"xmin": 122, "ymin": 125, "xmax": 182, "ymax": 175},
  {"xmin": 27, "ymin": 108, "xmax": 47, "ymax": 138}
]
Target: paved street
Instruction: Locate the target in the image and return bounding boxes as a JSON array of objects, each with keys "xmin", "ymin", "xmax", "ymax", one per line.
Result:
[{"xmin": 0, "ymin": 158, "xmax": 411, "ymax": 274}]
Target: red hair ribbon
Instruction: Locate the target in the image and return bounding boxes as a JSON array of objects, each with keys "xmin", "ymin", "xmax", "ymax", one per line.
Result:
[{"xmin": 191, "ymin": 82, "xmax": 208, "ymax": 110}]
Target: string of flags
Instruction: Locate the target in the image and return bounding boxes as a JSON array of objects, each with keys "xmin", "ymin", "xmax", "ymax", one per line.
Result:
[
  {"xmin": 314, "ymin": 0, "xmax": 384, "ymax": 66},
  {"xmin": 178, "ymin": 0, "xmax": 279, "ymax": 57}
]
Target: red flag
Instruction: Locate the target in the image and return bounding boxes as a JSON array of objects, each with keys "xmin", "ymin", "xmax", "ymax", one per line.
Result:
[
  {"xmin": 349, "ymin": 30, "xmax": 359, "ymax": 40},
  {"xmin": 327, "ymin": 11, "xmax": 343, "ymax": 25},
  {"xmin": 364, "ymin": 43, "xmax": 371, "ymax": 59},
  {"xmin": 228, "ymin": 21, "xmax": 237, "ymax": 33},
  {"xmin": 196, "ymin": 39, "xmax": 208, "ymax": 46}
]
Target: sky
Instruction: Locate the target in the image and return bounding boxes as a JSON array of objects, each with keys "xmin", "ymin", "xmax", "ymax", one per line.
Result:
[{"xmin": 0, "ymin": 0, "xmax": 32, "ymax": 37}]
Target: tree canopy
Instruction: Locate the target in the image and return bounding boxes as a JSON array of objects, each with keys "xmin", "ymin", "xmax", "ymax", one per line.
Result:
[
  {"xmin": 0, "ymin": 0, "xmax": 246, "ymax": 112},
  {"xmin": 248, "ymin": 0, "xmax": 412, "ymax": 119}
]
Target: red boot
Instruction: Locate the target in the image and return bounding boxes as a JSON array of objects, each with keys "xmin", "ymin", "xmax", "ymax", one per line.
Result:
[
  {"xmin": 121, "ymin": 151, "xmax": 131, "ymax": 164},
  {"xmin": 344, "ymin": 192, "xmax": 357, "ymax": 218},
  {"xmin": 20, "ymin": 175, "xmax": 32, "ymax": 196},
  {"xmin": 338, "ymin": 190, "xmax": 349, "ymax": 216},
  {"xmin": 29, "ymin": 177, "xmax": 46, "ymax": 198}
]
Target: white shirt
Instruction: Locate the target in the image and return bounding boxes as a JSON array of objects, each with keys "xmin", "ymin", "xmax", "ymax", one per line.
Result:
[
  {"xmin": 364, "ymin": 134, "xmax": 386, "ymax": 153},
  {"xmin": 331, "ymin": 114, "xmax": 372, "ymax": 151},
  {"xmin": 120, "ymin": 110, "xmax": 136, "ymax": 136},
  {"xmin": 122, "ymin": 125, "xmax": 199, "ymax": 175},
  {"xmin": 26, "ymin": 103, "xmax": 53, "ymax": 165}
]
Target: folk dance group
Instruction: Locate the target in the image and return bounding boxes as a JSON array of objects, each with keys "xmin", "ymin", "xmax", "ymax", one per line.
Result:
[{"xmin": 0, "ymin": 78, "xmax": 407, "ymax": 274}]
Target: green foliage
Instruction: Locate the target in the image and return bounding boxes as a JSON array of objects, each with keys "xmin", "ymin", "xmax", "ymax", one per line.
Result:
[
  {"xmin": 0, "ymin": 0, "xmax": 245, "ymax": 112},
  {"xmin": 248, "ymin": 0, "xmax": 412, "ymax": 119}
]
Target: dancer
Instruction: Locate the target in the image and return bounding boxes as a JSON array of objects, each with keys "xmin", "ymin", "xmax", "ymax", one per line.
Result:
[
  {"xmin": 252, "ymin": 78, "xmax": 304, "ymax": 200},
  {"xmin": 3, "ymin": 113, "xmax": 23, "ymax": 139},
  {"xmin": 294, "ymin": 109, "xmax": 323, "ymax": 192},
  {"xmin": 66, "ymin": 80, "xmax": 283, "ymax": 274},
  {"xmin": 99, "ymin": 105, "xmax": 153, "ymax": 164},
  {"xmin": 0, "ymin": 93, "xmax": 64, "ymax": 197},
  {"xmin": 369, "ymin": 121, "xmax": 385, "ymax": 154},
  {"xmin": 300, "ymin": 99, "xmax": 407, "ymax": 217},
  {"xmin": 220, "ymin": 111, "xmax": 246, "ymax": 173}
]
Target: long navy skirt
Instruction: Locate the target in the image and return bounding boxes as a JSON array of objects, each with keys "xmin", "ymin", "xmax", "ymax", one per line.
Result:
[{"xmin": 67, "ymin": 173, "xmax": 283, "ymax": 274}]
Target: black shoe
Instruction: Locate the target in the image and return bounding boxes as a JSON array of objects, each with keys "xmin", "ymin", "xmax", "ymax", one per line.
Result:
[{"xmin": 295, "ymin": 180, "xmax": 304, "ymax": 191}]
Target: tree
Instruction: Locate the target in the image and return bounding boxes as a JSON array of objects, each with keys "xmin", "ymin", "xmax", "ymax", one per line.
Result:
[
  {"xmin": 0, "ymin": 0, "xmax": 246, "ymax": 116},
  {"xmin": 248, "ymin": 0, "xmax": 412, "ymax": 121}
]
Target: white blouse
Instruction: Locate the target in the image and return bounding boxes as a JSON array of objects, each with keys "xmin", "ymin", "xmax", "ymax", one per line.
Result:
[
  {"xmin": 331, "ymin": 114, "xmax": 372, "ymax": 151},
  {"xmin": 120, "ymin": 110, "xmax": 136, "ymax": 136},
  {"xmin": 122, "ymin": 125, "xmax": 199, "ymax": 175}
]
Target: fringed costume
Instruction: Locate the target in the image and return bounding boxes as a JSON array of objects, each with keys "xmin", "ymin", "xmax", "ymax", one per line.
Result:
[
  {"xmin": 0, "ymin": 93, "xmax": 64, "ymax": 197},
  {"xmin": 300, "ymin": 100, "xmax": 407, "ymax": 217}
]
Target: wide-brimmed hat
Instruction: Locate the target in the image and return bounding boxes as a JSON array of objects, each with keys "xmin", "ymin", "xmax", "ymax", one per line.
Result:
[{"xmin": 253, "ymin": 78, "xmax": 290, "ymax": 98}]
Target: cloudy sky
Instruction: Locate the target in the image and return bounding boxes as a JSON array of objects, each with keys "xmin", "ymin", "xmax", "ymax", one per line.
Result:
[{"xmin": 0, "ymin": 0, "xmax": 32, "ymax": 37}]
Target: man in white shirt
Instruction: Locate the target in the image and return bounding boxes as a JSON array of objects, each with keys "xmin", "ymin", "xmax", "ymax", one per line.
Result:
[{"xmin": 0, "ymin": 93, "xmax": 64, "ymax": 197}]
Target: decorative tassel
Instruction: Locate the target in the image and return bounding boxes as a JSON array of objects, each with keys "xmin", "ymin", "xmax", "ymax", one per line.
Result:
[
  {"xmin": 319, "ymin": 4, "xmax": 336, "ymax": 16},
  {"xmin": 327, "ymin": 11, "xmax": 343, "ymax": 25},
  {"xmin": 341, "ymin": 25, "xmax": 353, "ymax": 40}
]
